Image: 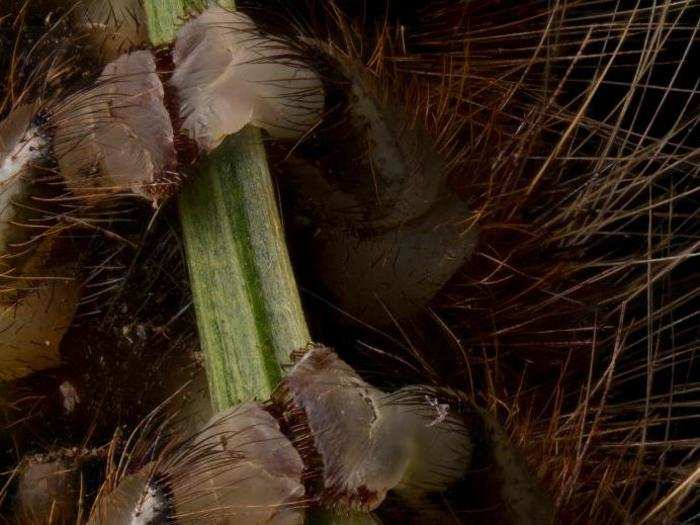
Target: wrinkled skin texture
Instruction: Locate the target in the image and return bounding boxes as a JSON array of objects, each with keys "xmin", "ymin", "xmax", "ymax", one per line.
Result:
[
  {"xmin": 54, "ymin": 51, "xmax": 175, "ymax": 201},
  {"xmin": 172, "ymin": 402, "xmax": 305, "ymax": 524},
  {"xmin": 275, "ymin": 345, "xmax": 473, "ymax": 511},
  {"xmin": 171, "ymin": 6, "xmax": 324, "ymax": 151},
  {"xmin": 88, "ymin": 403, "xmax": 305, "ymax": 525}
]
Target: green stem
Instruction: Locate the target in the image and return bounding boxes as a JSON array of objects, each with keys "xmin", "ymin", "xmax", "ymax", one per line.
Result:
[{"xmin": 144, "ymin": 0, "xmax": 310, "ymax": 410}]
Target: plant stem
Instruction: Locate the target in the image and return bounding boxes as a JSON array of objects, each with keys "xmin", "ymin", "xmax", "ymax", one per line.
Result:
[{"xmin": 144, "ymin": 0, "xmax": 310, "ymax": 410}]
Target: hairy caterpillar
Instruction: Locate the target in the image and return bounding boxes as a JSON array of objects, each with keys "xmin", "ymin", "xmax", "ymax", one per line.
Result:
[
  {"xmin": 5, "ymin": 0, "xmax": 476, "ymax": 324},
  {"xmin": 1, "ymin": 0, "xmax": 698, "ymax": 524},
  {"xmin": 16, "ymin": 346, "xmax": 548, "ymax": 524},
  {"xmin": 0, "ymin": 2, "xmax": 323, "ymax": 382},
  {"xmin": 0, "ymin": 102, "xmax": 81, "ymax": 379},
  {"xmin": 0, "ymin": 0, "xmax": 473, "ymax": 367}
]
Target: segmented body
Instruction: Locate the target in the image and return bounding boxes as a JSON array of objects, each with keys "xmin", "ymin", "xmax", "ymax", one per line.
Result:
[
  {"xmin": 84, "ymin": 346, "xmax": 546, "ymax": 524},
  {"xmin": 1, "ymin": 1, "xmax": 697, "ymax": 524},
  {"xmin": 1, "ymin": 2, "xmax": 476, "ymax": 332}
]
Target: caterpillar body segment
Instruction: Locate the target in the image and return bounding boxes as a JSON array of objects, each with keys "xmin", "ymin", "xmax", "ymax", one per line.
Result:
[
  {"xmin": 4, "ymin": 2, "xmax": 474, "ymax": 325},
  {"xmin": 0, "ymin": 236, "xmax": 80, "ymax": 381},
  {"xmin": 311, "ymin": 193, "xmax": 476, "ymax": 323},
  {"xmin": 169, "ymin": 402, "xmax": 306, "ymax": 525},
  {"xmin": 1, "ymin": 1, "xmax": 697, "ymax": 523},
  {"xmin": 0, "ymin": 89, "xmax": 87, "ymax": 379},
  {"xmin": 81, "ymin": 347, "xmax": 518, "ymax": 523},
  {"xmin": 272, "ymin": 345, "xmax": 395, "ymax": 511},
  {"xmin": 170, "ymin": 6, "xmax": 325, "ymax": 151},
  {"xmin": 53, "ymin": 50, "xmax": 176, "ymax": 202},
  {"xmin": 317, "ymin": 58, "xmax": 452, "ymax": 232},
  {"xmin": 232, "ymin": 2, "xmax": 483, "ymax": 324},
  {"xmin": 86, "ymin": 402, "xmax": 306, "ymax": 525},
  {"xmin": 272, "ymin": 345, "xmax": 475, "ymax": 512}
]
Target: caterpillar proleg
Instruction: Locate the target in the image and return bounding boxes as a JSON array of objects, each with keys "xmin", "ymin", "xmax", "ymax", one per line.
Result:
[
  {"xmin": 78, "ymin": 346, "xmax": 539, "ymax": 524},
  {"xmin": 0, "ymin": 1, "xmax": 697, "ymax": 524}
]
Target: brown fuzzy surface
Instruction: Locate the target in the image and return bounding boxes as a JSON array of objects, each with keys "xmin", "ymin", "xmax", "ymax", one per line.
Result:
[{"xmin": 1, "ymin": 1, "xmax": 698, "ymax": 523}]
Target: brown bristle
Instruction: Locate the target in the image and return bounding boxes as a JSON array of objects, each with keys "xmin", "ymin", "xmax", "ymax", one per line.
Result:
[{"xmin": 1, "ymin": 1, "xmax": 697, "ymax": 523}]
